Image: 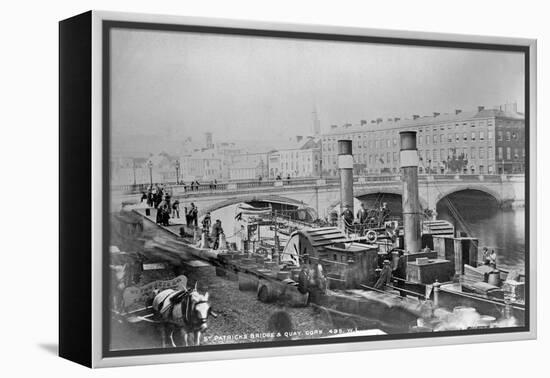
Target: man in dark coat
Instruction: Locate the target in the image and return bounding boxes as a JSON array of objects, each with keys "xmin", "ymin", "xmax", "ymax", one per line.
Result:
[
  {"xmin": 356, "ymin": 202, "xmax": 368, "ymax": 224},
  {"xmin": 211, "ymin": 219, "xmax": 224, "ymax": 250},
  {"xmin": 188, "ymin": 203, "xmax": 198, "ymax": 227}
]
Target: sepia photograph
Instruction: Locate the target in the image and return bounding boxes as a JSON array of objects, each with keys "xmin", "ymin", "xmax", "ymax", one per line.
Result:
[{"xmin": 106, "ymin": 20, "xmax": 529, "ymax": 355}]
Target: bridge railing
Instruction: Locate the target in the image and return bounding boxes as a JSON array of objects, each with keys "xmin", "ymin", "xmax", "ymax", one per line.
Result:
[{"xmin": 111, "ymin": 173, "xmax": 522, "ymax": 194}]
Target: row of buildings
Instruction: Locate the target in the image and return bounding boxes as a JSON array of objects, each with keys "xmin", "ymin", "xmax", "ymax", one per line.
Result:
[
  {"xmin": 111, "ymin": 103, "xmax": 525, "ymax": 186},
  {"xmin": 321, "ymin": 103, "xmax": 525, "ymax": 176}
]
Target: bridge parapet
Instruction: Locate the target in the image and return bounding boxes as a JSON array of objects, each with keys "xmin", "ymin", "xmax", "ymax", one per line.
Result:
[{"xmin": 111, "ymin": 174, "xmax": 522, "ymax": 195}]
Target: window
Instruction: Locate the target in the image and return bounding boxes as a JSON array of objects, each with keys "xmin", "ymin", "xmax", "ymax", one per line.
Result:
[
  {"xmin": 393, "ymin": 152, "xmax": 397, "ymax": 162},
  {"xmin": 498, "ymin": 147, "xmax": 503, "ymax": 160},
  {"xmin": 386, "ymin": 139, "xmax": 391, "ymax": 148},
  {"xmin": 440, "ymin": 149, "xmax": 446, "ymax": 160},
  {"xmin": 463, "ymin": 132, "xmax": 468, "ymax": 141},
  {"xmin": 418, "ymin": 136, "xmax": 422, "ymax": 146},
  {"xmin": 387, "ymin": 152, "xmax": 391, "ymax": 164},
  {"xmin": 456, "ymin": 133, "xmax": 460, "ymax": 142},
  {"xmin": 512, "ymin": 132, "xmax": 518, "ymax": 140},
  {"xmin": 447, "ymin": 134, "xmax": 453, "ymax": 143},
  {"xmin": 471, "ymin": 132, "xmax": 476, "ymax": 141},
  {"xmin": 480, "ymin": 131, "xmax": 485, "ymax": 141},
  {"xmin": 514, "ymin": 148, "xmax": 519, "ymax": 160},
  {"xmin": 433, "ymin": 149, "xmax": 438, "ymax": 161},
  {"xmin": 426, "ymin": 150, "xmax": 431, "ymax": 161},
  {"xmin": 440, "ymin": 134, "xmax": 445, "ymax": 143},
  {"xmin": 433, "ymin": 135, "xmax": 437, "ymax": 144},
  {"xmin": 426, "ymin": 135, "xmax": 430, "ymax": 145},
  {"xmin": 506, "ymin": 132, "xmax": 511, "ymax": 141},
  {"xmin": 488, "ymin": 165, "xmax": 494, "ymax": 174},
  {"xmin": 498, "ymin": 131, "xmax": 503, "ymax": 141},
  {"xmin": 488, "ymin": 147, "xmax": 493, "ymax": 158},
  {"xmin": 506, "ymin": 147, "xmax": 512, "ymax": 160},
  {"xmin": 488, "ymin": 131, "xmax": 493, "ymax": 140},
  {"xmin": 479, "ymin": 147, "xmax": 485, "ymax": 159}
]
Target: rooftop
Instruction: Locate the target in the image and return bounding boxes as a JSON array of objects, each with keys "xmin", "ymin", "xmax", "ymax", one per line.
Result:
[{"xmin": 325, "ymin": 107, "xmax": 524, "ymax": 136}]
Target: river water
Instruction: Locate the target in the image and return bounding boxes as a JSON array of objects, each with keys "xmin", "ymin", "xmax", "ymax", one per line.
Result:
[{"xmin": 436, "ymin": 191, "xmax": 525, "ymax": 273}]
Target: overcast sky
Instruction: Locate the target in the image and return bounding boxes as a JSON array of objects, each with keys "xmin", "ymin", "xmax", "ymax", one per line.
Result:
[{"xmin": 110, "ymin": 28, "xmax": 524, "ymax": 154}]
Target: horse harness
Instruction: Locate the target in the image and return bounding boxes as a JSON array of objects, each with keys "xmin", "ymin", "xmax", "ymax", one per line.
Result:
[{"xmin": 156, "ymin": 289, "xmax": 205, "ymax": 327}]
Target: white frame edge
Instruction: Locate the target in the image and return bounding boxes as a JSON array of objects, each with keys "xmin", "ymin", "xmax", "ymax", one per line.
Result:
[{"xmin": 90, "ymin": 10, "xmax": 537, "ymax": 368}]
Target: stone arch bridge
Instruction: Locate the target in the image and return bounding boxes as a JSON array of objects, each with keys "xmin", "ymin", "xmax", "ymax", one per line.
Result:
[{"xmin": 112, "ymin": 174, "xmax": 525, "ymax": 218}]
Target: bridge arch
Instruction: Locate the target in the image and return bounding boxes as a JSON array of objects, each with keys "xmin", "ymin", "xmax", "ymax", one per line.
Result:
[
  {"xmin": 434, "ymin": 185, "xmax": 503, "ymax": 208},
  {"xmin": 200, "ymin": 194, "xmax": 306, "ymax": 216},
  {"xmin": 325, "ymin": 188, "xmax": 428, "ymax": 216}
]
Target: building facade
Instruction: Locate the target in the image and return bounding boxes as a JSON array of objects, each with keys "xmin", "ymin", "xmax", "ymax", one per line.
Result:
[
  {"xmin": 278, "ymin": 137, "xmax": 322, "ymax": 178},
  {"xmin": 180, "ymin": 149, "xmax": 223, "ymax": 181},
  {"xmin": 321, "ymin": 106, "xmax": 525, "ymax": 176},
  {"xmin": 230, "ymin": 151, "xmax": 269, "ymax": 179}
]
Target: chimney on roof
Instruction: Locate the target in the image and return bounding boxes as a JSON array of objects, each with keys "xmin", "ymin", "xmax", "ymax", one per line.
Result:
[
  {"xmin": 455, "ymin": 109, "xmax": 462, "ymax": 115},
  {"xmin": 376, "ymin": 118, "xmax": 383, "ymax": 124},
  {"xmin": 371, "ymin": 120, "xmax": 376, "ymax": 124},
  {"xmin": 394, "ymin": 117, "xmax": 401, "ymax": 122},
  {"xmin": 330, "ymin": 124, "xmax": 338, "ymax": 130},
  {"xmin": 387, "ymin": 118, "xmax": 393, "ymax": 122},
  {"xmin": 477, "ymin": 106, "xmax": 485, "ymax": 112},
  {"xmin": 296, "ymin": 135, "xmax": 303, "ymax": 143},
  {"xmin": 343, "ymin": 123, "xmax": 352, "ymax": 128},
  {"xmin": 412, "ymin": 115, "xmax": 420, "ymax": 120},
  {"xmin": 360, "ymin": 119, "xmax": 367, "ymax": 126},
  {"xmin": 433, "ymin": 112, "xmax": 440, "ymax": 117}
]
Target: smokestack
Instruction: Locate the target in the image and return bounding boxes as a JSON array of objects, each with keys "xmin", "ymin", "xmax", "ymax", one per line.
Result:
[
  {"xmin": 394, "ymin": 117, "xmax": 401, "ymax": 122},
  {"xmin": 376, "ymin": 118, "xmax": 383, "ymax": 124},
  {"xmin": 400, "ymin": 131, "xmax": 421, "ymax": 253},
  {"xmin": 455, "ymin": 109, "xmax": 462, "ymax": 115},
  {"xmin": 360, "ymin": 119, "xmax": 367, "ymax": 126},
  {"xmin": 412, "ymin": 115, "xmax": 420, "ymax": 120},
  {"xmin": 477, "ymin": 106, "xmax": 485, "ymax": 112},
  {"xmin": 433, "ymin": 112, "xmax": 440, "ymax": 117},
  {"xmin": 296, "ymin": 135, "xmax": 303, "ymax": 142},
  {"xmin": 338, "ymin": 140, "xmax": 354, "ymax": 219}
]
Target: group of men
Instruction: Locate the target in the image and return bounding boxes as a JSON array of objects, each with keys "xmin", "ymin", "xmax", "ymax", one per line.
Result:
[
  {"xmin": 140, "ymin": 185, "xmax": 199, "ymax": 228},
  {"xmin": 201, "ymin": 212, "xmax": 225, "ymax": 250},
  {"xmin": 142, "ymin": 184, "xmax": 166, "ymax": 209}
]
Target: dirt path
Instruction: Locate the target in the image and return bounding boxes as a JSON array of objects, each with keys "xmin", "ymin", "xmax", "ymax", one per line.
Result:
[{"xmin": 110, "ymin": 263, "xmax": 342, "ymax": 351}]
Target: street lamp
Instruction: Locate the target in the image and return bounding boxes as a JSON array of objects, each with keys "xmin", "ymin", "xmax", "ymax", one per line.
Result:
[
  {"xmin": 147, "ymin": 160, "xmax": 153, "ymax": 187},
  {"xmin": 175, "ymin": 160, "xmax": 180, "ymax": 185}
]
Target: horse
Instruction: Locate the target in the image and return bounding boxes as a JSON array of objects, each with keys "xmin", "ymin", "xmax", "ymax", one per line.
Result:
[{"xmin": 152, "ymin": 284, "xmax": 216, "ymax": 347}]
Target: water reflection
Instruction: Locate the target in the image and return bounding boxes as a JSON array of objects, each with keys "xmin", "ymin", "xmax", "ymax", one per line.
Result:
[{"xmin": 436, "ymin": 191, "xmax": 525, "ymax": 272}]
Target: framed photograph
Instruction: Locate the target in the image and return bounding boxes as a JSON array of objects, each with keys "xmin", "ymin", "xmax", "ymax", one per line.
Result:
[{"xmin": 59, "ymin": 10, "xmax": 537, "ymax": 368}]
